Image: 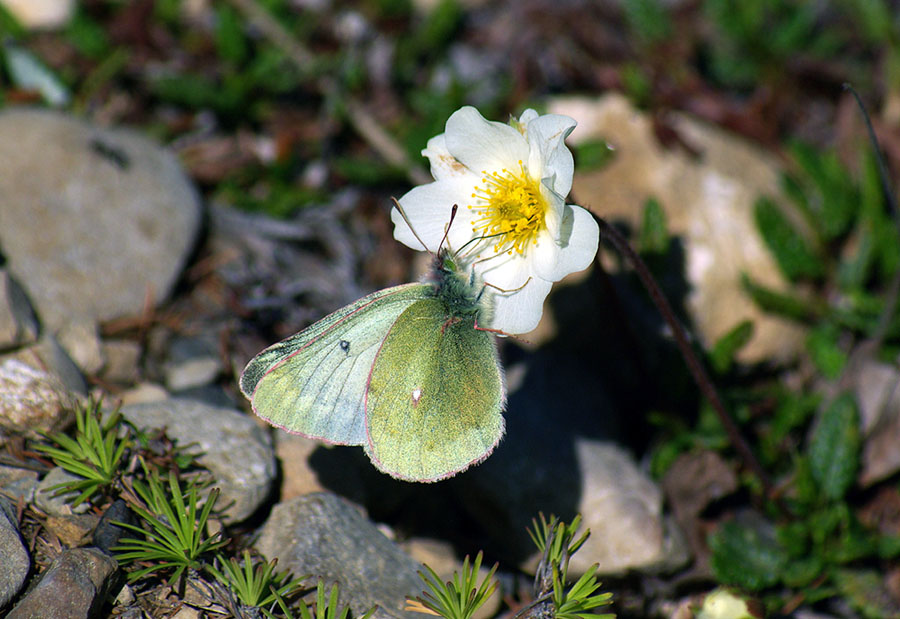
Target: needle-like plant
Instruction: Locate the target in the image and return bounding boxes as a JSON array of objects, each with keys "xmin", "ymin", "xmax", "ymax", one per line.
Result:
[
  {"xmin": 522, "ymin": 514, "xmax": 614, "ymax": 619},
  {"xmin": 113, "ymin": 466, "xmax": 228, "ymax": 587},
  {"xmin": 207, "ymin": 550, "xmax": 307, "ymax": 618},
  {"xmin": 296, "ymin": 580, "xmax": 376, "ymax": 619},
  {"xmin": 406, "ymin": 551, "xmax": 498, "ymax": 619},
  {"xmin": 35, "ymin": 398, "xmax": 131, "ymax": 506}
]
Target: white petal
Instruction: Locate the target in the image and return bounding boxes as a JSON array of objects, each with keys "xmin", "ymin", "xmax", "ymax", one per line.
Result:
[
  {"xmin": 526, "ymin": 113, "xmax": 576, "ymax": 197},
  {"xmin": 538, "ymin": 204, "xmax": 599, "ymax": 281},
  {"xmin": 486, "ymin": 278, "xmax": 553, "ymax": 334},
  {"xmin": 530, "ymin": 227, "xmax": 562, "ymax": 281},
  {"xmin": 393, "ymin": 177, "xmax": 479, "ymax": 252},
  {"xmin": 422, "ymin": 133, "xmax": 469, "ymax": 180},
  {"xmin": 476, "ymin": 249, "xmax": 533, "ymax": 291},
  {"xmin": 516, "ymin": 109, "xmax": 539, "ymax": 127},
  {"xmin": 445, "ymin": 106, "xmax": 529, "ymax": 174}
]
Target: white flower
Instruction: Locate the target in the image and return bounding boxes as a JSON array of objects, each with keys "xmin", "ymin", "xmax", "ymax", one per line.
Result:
[{"xmin": 392, "ymin": 106, "xmax": 599, "ymax": 333}]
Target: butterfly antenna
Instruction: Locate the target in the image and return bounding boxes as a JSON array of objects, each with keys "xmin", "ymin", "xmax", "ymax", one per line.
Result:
[
  {"xmin": 391, "ymin": 197, "xmax": 431, "ymax": 252},
  {"xmin": 438, "ymin": 204, "xmax": 458, "ymax": 254}
]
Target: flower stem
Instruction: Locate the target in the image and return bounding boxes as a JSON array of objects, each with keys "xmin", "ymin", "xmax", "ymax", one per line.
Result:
[{"xmin": 593, "ymin": 215, "xmax": 784, "ymax": 513}]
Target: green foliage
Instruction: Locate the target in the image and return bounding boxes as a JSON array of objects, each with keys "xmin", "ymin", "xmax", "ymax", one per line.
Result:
[
  {"xmin": 805, "ymin": 323, "xmax": 848, "ymax": 380},
  {"xmin": 574, "ymin": 139, "xmax": 617, "ymax": 172},
  {"xmin": 35, "ymin": 399, "xmax": 131, "ymax": 506},
  {"xmin": 702, "ymin": 0, "xmax": 845, "ymax": 89},
  {"xmin": 709, "ymin": 519, "xmax": 788, "ymax": 591},
  {"xmin": 207, "ymin": 550, "xmax": 307, "ymax": 618},
  {"xmin": 526, "ymin": 514, "xmax": 614, "ymax": 619},
  {"xmin": 408, "ymin": 552, "xmax": 498, "ymax": 619},
  {"xmin": 808, "ymin": 393, "xmax": 860, "ymax": 501},
  {"xmin": 65, "ymin": 10, "xmax": 112, "ymax": 58},
  {"xmin": 709, "ymin": 391, "xmax": 875, "ymax": 606},
  {"xmin": 638, "ymin": 197, "xmax": 669, "ymax": 254},
  {"xmin": 753, "ymin": 196, "xmax": 823, "ymax": 281},
  {"xmin": 113, "ymin": 467, "xmax": 229, "ymax": 585},
  {"xmin": 551, "ymin": 565, "xmax": 614, "ymax": 619},
  {"xmin": 298, "ymin": 580, "xmax": 375, "ymax": 619},
  {"xmin": 709, "ymin": 320, "xmax": 754, "ymax": 374},
  {"xmin": 623, "ymin": 0, "xmax": 672, "ymax": 46}
]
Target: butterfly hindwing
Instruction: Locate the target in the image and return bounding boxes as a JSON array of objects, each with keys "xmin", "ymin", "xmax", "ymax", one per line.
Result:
[
  {"xmin": 240, "ymin": 283, "xmax": 429, "ymax": 445},
  {"xmin": 365, "ymin": 298, "xmax": 505, "ymax": 481}
]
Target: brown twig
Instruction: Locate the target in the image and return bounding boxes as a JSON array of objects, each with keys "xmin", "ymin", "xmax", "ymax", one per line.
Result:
[{"xmin": 593, "ymin": 214, "xmax": 784, "ymax": 513}]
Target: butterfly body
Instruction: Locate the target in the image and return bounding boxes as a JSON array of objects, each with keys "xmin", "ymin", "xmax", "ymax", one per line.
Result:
[{"xmin": 240, "ymin": 252, "xmax": 506, "ymax": 482}]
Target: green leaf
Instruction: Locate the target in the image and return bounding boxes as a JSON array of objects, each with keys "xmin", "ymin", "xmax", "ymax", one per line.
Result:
[
  {"xmin": 740, "ymin": 273, "xmax": 822, "ymax": 322},
  {"xmin": 574, "ymin": 139, "xmax": 617, "ymax": 171},
  {"xmin": 215, "ymin": 4, "xmax": 249, "ymax": 65},
  {"xmin": 638, "ymin": 197, "xmax": 669, "ymax": 254},
  {"xmin": 789, "ymin": 142, "xmax": 857, "ymax": 240},
  {"xmin": 709, "ymin": 320, "xmax": 754, "ymax": 373},
  {"xmin": 65, "ymin": 10, "xmax": 111, "ymax": 58},
  {"xmin": 623, "ymin": 0, "xmax": 671, "ymax": 45},
  {"xmin": 808, "ymin": 392, "xmax": 860, "ymax": 501},
  {"xmin": 806, "ymin": 323, "xmax": 847, "ymax": 379},
  {"xmin": 754, "ymin": 196, "xmax": 823, "ymax": 280},
  {"xmin": 834, "ymin": 568, "xmax": 900, "ymax": 619},
  {"xmin": 709, "ymin": 519, "xmax": 787, "ymax": 591}
]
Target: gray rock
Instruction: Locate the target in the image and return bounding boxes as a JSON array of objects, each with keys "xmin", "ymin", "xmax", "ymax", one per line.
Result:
[
  {"xmin": 255, "ymin": 492, "xmax": 424, "ymax": 619},
  {"xmin": 57, "ymin": 319, "xmax": 104, "ymax": 376},
  {"xmin": 164, "ymin": 335, "xmax": 223, "ymax": 391},
  {"xmin": 0, "ymin": 496, "xmax": 30, "ymax": 608},
  {"xmin": 0, "ymin": 270, "xmax": 38, "ymax": 351},
  {"xmin": 7, "ymin": 547, "xmax": 118, "ymax": 619},
  {"xmin": 0, "ymin": 107, "xmax": 202, "ymax": 331},
  {"xmin": 119, "ymin": 398, "xmax": 275, "ymax": 522},
  {"xmin": 99, "ymin": 339, "xmax": 142, "ymax": 384},
  {"xmin": 0, "ymin": 464, "xmax": 39, "ymax": 504},
  {"xmin": 34, "ymin": 467, "xmax": 91, "ymax": 515},
  {"xmin": 566, "ymin": 440, "xmax": 688, "ymax": 575},
  {"xmin": 0, "ymin": 335, "xmax": 85, "ymax": 439}
]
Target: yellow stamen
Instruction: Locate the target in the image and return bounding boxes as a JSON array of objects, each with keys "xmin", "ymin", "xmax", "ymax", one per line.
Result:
[{"xmin": 468, "ymin": 160, "xmax": 547, "ymax": 255}]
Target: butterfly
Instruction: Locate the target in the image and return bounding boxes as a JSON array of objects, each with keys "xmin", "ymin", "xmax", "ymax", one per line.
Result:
[{"xmin": 240, "ymin": 220, "xmax": 506, "ymax": 482}]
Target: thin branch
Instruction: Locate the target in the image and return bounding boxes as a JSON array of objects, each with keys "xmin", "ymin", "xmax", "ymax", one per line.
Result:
[
  {"xmin": 593, "ymin": 215, "xmax": 784, "ymax": 512},
  {"xmin": 842, "ymin": 83, "xmax": 900, "ymax": 347}
]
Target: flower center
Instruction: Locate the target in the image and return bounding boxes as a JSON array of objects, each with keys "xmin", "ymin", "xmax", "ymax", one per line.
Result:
[{"xmin": 468, "ymin": 160, "xmax": 547, "ymax": 255}]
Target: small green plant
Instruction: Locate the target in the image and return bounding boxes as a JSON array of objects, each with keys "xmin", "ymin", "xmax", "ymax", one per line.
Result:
[
  {"xmin": 207, "ymin": 550, "xmax": 307, "ymax": 618},
  {"xmin": 406, "ymin": 551, "xmax": 498, "ymax": 619},
  {"xmin": 35, "ymin": 399, "xmax": 131, "ymax": 506},
  {"xmin": 295, "ymin": 580, "xmax": 375, "ymax": 619},
  {"xmin": 523, "ymin": 514, "xmax": 614, "ymax": 619},
  {"xmin": 113, "ymin": 466, "xmax": 228, "ymax": 587}
]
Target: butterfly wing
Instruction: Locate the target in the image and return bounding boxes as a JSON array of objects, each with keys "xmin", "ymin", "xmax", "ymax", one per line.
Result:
[
  {"xmin": 364, "ymin": 298, "xmax": 506, "ymax": 481},
  {"xmin": 240, "ymin": 283, "xmax": 429, "ymax": 445}
]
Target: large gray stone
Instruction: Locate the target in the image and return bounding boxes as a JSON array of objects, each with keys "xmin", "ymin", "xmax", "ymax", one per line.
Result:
[
  {"xmin": 7, "ymin": 547, "xmax": 117, "ymax": 619},
  {"xmin": 256, "ymin": 493, "xmax": 424, "ymax": 619},
  {"xmin": 119, "ymin": 398, "xmax": 276, "ymax": 522},
  {"xmin": 0, "ymin": 270, "xmax": 39, "ymax": 351},
  {"xmin": 0, "ymin": 496, "xmax": 29, "ymax": 608},
  {"xmin": 0, "ymin": 108, "xmax": 202, "ymax": 331}
]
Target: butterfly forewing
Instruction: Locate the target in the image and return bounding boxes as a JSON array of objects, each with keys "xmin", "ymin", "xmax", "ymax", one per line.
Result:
[
  {"xmin": 365, "ymin": 299, "xmax": 505, "ymax": 481},
  {"xmin": 240, "ymin": 283, "xmax": 429, "ymax": 445}
]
